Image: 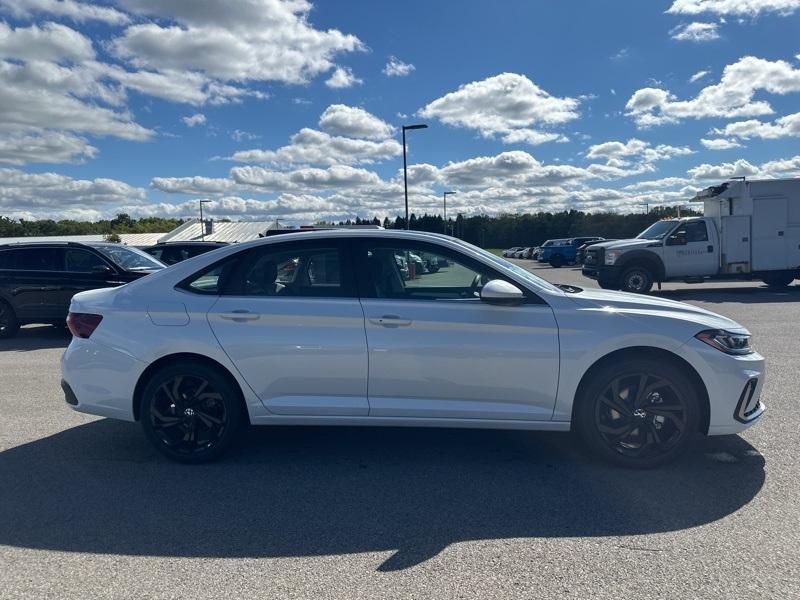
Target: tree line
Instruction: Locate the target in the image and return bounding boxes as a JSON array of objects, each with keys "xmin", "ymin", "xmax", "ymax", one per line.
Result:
[
  {"xmin": 325, "ymin": 205, "xmax": 700, "ymax": 248},
  {"xmin": 0, "ymin": 214, "xmax": 184, "ymax": 238}
]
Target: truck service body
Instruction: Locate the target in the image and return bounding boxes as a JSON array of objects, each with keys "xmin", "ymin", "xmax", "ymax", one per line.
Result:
[{"xmin": 582, "ymin": 178, "xmax": 800, "ymax": 293}]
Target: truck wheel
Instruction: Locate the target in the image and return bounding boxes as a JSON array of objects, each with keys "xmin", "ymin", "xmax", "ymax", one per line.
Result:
[
  {"xmin": 0, "ymin": 300, "xmax": 20, "ymax": 339},
  {"xmin": 762, "ymin": 274, "xmax": 794, "ymax": 288},
  {"xmin": 620, "ymin": 266, "xmax": 653, "ymax": 294},
  {"xmin": 549, "ymin": 254, "xmax": 565, "ymax": 268}
]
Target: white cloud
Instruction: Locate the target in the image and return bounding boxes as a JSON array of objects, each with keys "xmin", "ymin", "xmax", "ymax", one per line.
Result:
[
  {"xmin": 760, "ymin": 155, "xmax": 800, "ymax": 177},
  {"xmin": 325, "ymin": 66, "xmax": 362, "ymax": 89},
  {"xmin": 181, "ymin": 113, "xmax": 207, "ymax": 127},
  {"xmin": 687, "ymin": 158, "xmax": 759, "ymax": 179},
  {"xmin": 700, "ymin": 138, "xmax": 743, "ymax": 149},
  {"xmin": 667, "ymin": 0, "xmax": 800, "ymax": 17},
  {"xmin": 231, "ymin": 129, "xmax": 259, "ymax": 142},
  {"xmin": 318, "ymin": 104, "xmax": 394, "ymax": 140},
  {"xmin": 586, "ymin": 138, "xmax": 694, "ymax": 162},
  {"xmin": 500, "ymin": 129, "xmax": 569, "ymax": 146},
  {"xmin": 383, "ymin": 56, "xmax": 415, "ymax": 77},
  {"xmin": 229, "ymin": 128, "xmax": 401, "ymax": 167},
  {"xmin": 0, "ymin": 167, "xmax": 145, "ymax": 212},
  {"xmin": 231, "ymin": 164, "xmax": 382, "ymax": 192},
  {"xmin": 111, "ymin": 0, "xmax": 364, "ymax": 85},
  {"xmin": 670, "ymin": 22, "xmax": 720, "ymax": 42},
  {"xmin": 0, "ymin": 21, "xmax": 95, "ymax": 62},
  {"xmin": 151, "ymin": 176, "xmax": 245, "ymax": 196},
  {"xmin": 712, "ymin": 112, "xmax": 800, "ymax": 139},
  {"xmin": 437, "ymin": 151, "xmax": 589, "ymax": 188},
  {"xmin": 626, "ymin": 56, "xmax": 800, "ymax": 127},
  {"xmin": 0, "ymin": 0, "xmax": 131, "ymax": 25},
  {"xmin": 418, "ymin": 73, "xmax": 579, "ymax": 144},
  {"xmin": 0, "ymin": 131, "xmax": 97, "ymax": 165},
  {"xmin": 689, "ymin": 70, "xmax": 709, "ymax": 82},
  {"xmin": 623, "ymin": 177, "xmax": 692, "ymax": 191}
]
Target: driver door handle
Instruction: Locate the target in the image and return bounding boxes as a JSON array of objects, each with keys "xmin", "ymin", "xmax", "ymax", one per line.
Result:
[
  {"xmin": 219, "ymin": 310, "xmax": 260, "ymax": 322},
  {"xmin": 369, "ymin": 314, "xmax": 412, "ymax": 327}
]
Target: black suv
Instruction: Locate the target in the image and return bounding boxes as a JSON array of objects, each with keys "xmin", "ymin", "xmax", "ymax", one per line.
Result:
[
  {"xmin": 141, "ymin": 241, "xmax": 228, "ymax": 265},
  {"xmin": 0, "ymin": 242, "xmax": 164, "ymax": 338}
]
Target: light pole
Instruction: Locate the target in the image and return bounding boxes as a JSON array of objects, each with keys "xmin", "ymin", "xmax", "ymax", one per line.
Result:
[
  {"xmin": 199, "ymin": 199, "xmax": 211, "ymax": 241},
  {"xmin": 443, "ymin": 191, "xmax": 455, "ymax": 234},
  {"xmin": 402, "ymin": 123, "xmax": 427, "ymax": 229}
]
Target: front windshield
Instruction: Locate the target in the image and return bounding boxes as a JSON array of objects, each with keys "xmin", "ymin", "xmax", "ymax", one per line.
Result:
[
  {"xmin": 455, "ymin": 239, "xmax": 562, "ymax": 294},
  {"xmin": 92, "ymin": 245, "xmax": 165, "ymax": 271},
  {"xmin": 637, "ymin": 220, "xmax": 678, "ymax": 240}
]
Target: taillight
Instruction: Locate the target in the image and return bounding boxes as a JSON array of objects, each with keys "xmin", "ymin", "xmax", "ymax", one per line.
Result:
[{"xmin": 66, "ymin": 313, "xmax": 103, "ymax": 338}]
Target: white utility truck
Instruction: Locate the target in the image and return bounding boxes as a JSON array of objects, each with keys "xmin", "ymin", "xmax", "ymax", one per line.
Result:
[{"xmin": 582, "ymin": 178, "xmax": 800, "ymax": 293}]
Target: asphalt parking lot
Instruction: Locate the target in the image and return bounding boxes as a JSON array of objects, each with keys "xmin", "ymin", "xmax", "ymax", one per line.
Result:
[{"xmin": 0, "ymin": 261, "xmax": 798, "ymax": 599}]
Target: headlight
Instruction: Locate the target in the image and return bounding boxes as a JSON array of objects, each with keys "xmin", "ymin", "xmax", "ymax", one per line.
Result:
[
  {"xmin": 604, "ymin": 249, "xmax": 625, "ymax": 265},
  {"xmin": 695, "ymin": 329, "xmax": 753, "ymax": 355}
]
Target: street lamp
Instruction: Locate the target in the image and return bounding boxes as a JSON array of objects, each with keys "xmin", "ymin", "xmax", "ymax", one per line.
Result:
[
  {"xmin": 443, "ymin": 191, "xmax": 455, "ymax": 234},
  {"xmin": 402, "ymin": 123, "xmax": 427, "ymax": 229},
  {"xmin": 198, "ymin": 199, "xmax": 211, "ymax": 241}
]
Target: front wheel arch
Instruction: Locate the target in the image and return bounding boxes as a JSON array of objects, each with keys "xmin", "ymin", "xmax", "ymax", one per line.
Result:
[
  {"xmin": 571, "ymin": 347, "xmax": 710, "ymax": 435},
  {"xmin": 133, "ymin": 353, "xmax": 250, "ymax": 424}
]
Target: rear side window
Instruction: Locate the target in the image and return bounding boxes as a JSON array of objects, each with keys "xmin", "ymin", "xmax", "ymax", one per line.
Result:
[
  {"xmin": 65, "ymin": 249, "xmax": 108, "ymax": 272},
  {"xmin": 14, "ymin": 248, "xmax": 63, "ymax": 271}
]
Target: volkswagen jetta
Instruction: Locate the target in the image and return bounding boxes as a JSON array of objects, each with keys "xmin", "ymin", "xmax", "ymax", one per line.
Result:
[{"xmin": 61, "ymin": 230, "xmax": 765, "ymax": 467}]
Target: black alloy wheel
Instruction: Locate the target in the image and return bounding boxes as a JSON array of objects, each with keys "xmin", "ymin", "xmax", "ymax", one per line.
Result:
[
  {"xmin": 574, "ymin": 358, "xmax": 700, "ymax": 468},
  {"xmin": 0, "ymin": 300, "xmax": 19, "ymax": 339},
  {"xmin": 141, "ymin": 363, "xmax": 245, "ymax": 463}
]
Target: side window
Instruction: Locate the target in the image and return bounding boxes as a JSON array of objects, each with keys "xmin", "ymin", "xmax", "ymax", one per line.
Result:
[
  {"xmin": 684, "ymin": 221, "xmax": 709, "ymax": 242},
  {"xmin": 65, "ymin": 249, "xmax": 108, "ymax": 272},
  {"xmin": 15, "ymin": 248, "xmax": 63, "ymax": 271},
  {"xmin": 225, "ymin": 244, "xmax": 348, "ymax": 298},
  {"xmin": 181, "ymin": 257, "xmax": 239, "ymax": 294},
  {"xmin": 0, "ymin": 250, "xmax": 13, "ymax": 269},
  {"xmin": 363, "ymin": 243, "xmax": 496, "ymax": 301}
]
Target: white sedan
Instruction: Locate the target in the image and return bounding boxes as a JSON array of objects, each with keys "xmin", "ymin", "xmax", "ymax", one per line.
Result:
[{"xmin": 61, "ymin": 230, "xmax": 765, "ymax": 468}]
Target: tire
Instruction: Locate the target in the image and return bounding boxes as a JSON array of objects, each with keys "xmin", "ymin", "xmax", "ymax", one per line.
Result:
[
  {"xmin": 0, "ymin": 300, "xmax": 19, "ymax": 339},
  {"xmin": 573, "ymin": 357, "xmax": 701, "ymax": 468},
  {"xmin": 140, "ymin": 361, "xmax": 247, "ymax": 463},
  {"xmin": 620, "ymin": 265, "xmax": 654, "ymax": 294},
  {"xmin": 762, "ymin": 274, "xmax": 794, "ymax": 288},
  {"xmin": 549, "ymin": 254, "xmax": 565, "ymax": 268}
]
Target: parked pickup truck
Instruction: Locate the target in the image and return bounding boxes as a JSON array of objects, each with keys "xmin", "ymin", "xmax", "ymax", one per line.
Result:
[
  {"xmin": 582, "ymin": 178, "xmax": 800, "ymax": 293},
  {"xmin": 540, "ymin": 236, "xmax": 604, "ymax": 268}
]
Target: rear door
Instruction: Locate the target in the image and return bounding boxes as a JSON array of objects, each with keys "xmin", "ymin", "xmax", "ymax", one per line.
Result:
[
  {"xmin": 205, "ymin": 239, "xmax": 370, "ymax": 416},
  {"xmin": 7, "ymin": 247, "xmax": 65, "ymax": 320},
  {"xmin": 752, "ymin": 197, "xmax": 788, "ymax": 271},
  {"xmin": 355, "ymin": 238, "xmax": 560, "ymax": 421}
]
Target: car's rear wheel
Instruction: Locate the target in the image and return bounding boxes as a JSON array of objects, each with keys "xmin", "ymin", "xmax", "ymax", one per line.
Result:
[
  {"xmin": 549, "ymin": 254, "xmax": 565, "ymax": 268},
  {"xmin": 140, "ymin": 362, "xmax": 246, "ymax": 463},
  {"xmin": 620, "ymin": 266, "xmax": 653, "ymax": 293},
  {"xmin": 574, "ymin": 358, "xmax": 700, "ymax": 468},
  {"xmin": 0, "ymin": 300, "xmax": 19, "ymax": 339}
]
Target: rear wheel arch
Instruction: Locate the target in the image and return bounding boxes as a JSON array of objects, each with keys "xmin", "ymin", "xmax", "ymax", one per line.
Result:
[
  {"xmin": 571, "ymin": 347, "xmax": 710, "ymax": 434},
  {"xmin": 133, "ymin": 353, "xmax": 250, "ymax": 424}
]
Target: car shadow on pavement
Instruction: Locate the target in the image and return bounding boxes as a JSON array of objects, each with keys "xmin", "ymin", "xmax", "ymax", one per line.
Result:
[
  {"xmin": 0, "ymin": 421, "xmax": 764, "ymax": 571},
  {"xmin": 652, "ymin": 285, "xmax": 800, "ymax": 304},
  {"xmin": 0, "ymin": 326, "xmax": 70, "ymax": 351}
]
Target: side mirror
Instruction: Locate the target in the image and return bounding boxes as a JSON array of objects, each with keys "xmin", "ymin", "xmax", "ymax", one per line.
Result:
[
  {"xmin": 92, "ymin": 264, "xmax": 113, "ymax": 274},
  {"xmin": 667, "ymin": 233, "xmax": 687, "ymax": 246},
  {"xmin": 480, "ymin": 279, "xmax": 525, "ymax": 306}
]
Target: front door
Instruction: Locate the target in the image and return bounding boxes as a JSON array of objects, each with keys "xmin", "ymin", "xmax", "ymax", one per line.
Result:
[
  {"xmin": 663, "ymin": 220, "xmax": 719, "ymax": 277},
  {"xmin": 205, "ymin": 240, "xmax": 369, "ymax": 416},
  {"xmin": 355, "ymin": 239, "xmax": 560, "ymax": 421}
]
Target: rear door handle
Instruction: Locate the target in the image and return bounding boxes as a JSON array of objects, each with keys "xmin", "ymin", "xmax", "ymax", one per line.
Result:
[
  {"xmin": 219, "ymin": 310, "xmax": 260, "ymax": 322},
  {"xmin": 369, "ymin": 314, "xmax": 412, "ymax": 327}
]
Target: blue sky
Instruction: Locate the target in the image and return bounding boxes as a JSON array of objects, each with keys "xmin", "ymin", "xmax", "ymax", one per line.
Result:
[{"xmin": 1, "ymin": 0, "xmax": 799, "ymax": 223}]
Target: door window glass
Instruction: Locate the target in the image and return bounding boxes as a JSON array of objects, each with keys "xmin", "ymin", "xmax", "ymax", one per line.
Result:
[
  {"xmin": 226, "ymin": 245, "xmax": 346, "ymax": 297},
  {"xmin": 363, "ymin": 243, "xmax": 495, "ymax": 301},
  {"xmin": 65, "ymin": 249, "xmax": 108, "ymax": 272},
  {"xmin": 682, "ymin": 221, "xmax": 709, "ymax": 242},
  {"xmin": 15, "ymin": 248, "xmax": 62, "ymax": 271}
]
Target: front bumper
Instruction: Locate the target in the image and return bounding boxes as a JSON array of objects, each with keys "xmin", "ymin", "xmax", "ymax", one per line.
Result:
[{"xmin": 581, "ymin": 264, "xmax": 622, "ymax": 282}]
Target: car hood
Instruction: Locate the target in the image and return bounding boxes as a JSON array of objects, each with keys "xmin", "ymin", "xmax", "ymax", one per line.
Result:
[
  {"xmin": 566, "ymin": 288, "xmax": 746, "ymax": 333},
  {"xmin": 590, "ymin": 239, "xmax": 660, "ymax": 251}
]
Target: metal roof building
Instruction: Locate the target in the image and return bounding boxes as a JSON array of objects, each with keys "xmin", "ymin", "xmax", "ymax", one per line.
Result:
[{"xmin": 0, "ymin": 219, "xmax": 287, "ymax": 246}]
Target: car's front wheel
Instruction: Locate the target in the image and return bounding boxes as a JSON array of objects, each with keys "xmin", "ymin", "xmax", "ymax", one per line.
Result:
[
  {"xmin": 140, "ymin": 362, "xmax": 247, "ymax": 463},
  {"xmin": 573, "ymin": 358, "xmax": 701, "ymax": 468}
]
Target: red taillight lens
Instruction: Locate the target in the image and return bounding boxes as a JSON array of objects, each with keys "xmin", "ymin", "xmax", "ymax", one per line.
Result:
[{"xmin": 66, "ymin": 313, "xmax": 103, "ymax": 338}]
